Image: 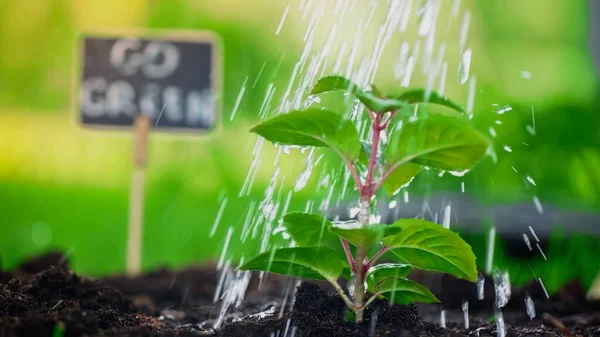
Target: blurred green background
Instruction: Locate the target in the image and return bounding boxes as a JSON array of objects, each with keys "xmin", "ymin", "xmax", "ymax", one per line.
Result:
[{"xmin": 0, "ymin": 0, "xmax": 598, "ymax": 294}]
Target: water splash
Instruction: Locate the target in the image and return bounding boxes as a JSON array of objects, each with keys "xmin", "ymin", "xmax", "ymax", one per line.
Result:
[
  {"xmin": 477, "ymin": 273, "xmax": 485, "ymax": 300},
  {"xmin": 493, "ymin": 270, "xmax": 511, "ymax": 308},
  {"xmin": 495, "ymin": 308, "xmax": 506, "ymax": 337}
]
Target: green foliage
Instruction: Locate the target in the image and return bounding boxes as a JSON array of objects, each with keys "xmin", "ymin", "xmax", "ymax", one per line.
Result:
[
  {"xmin": 243, "ymin": 74, "xmax": 488, "ymax": 320},
  {"xmin": 382, "ymin": 163, "xmax": 422, "ymax": 196},
  {"xmin": 366, "ymin": 263, "xmax": 412, "ymax": 290},
  {"xmin": 329, "ymin": 222, "xmax": 401, "ymax": 249},
  {"xmin": 282, "ymin": 212, "xmax": 339, "ymax": 249},
  {"xmin": 238, "ymin": 246, "xmax": 345, "ymax": 281},
  {"xmin": 386, "ymin": 115, "xmax": 490, "ymax": 172},
  {"xmin": 389, "ymin": 89, "xmax": 465, "ymax": 113},
  {"xmin": 375, "ymin": 277, "xmax": 440, "ymax": 305},
  {"xmin": 250, "ymin": 108, "xmax": 362, "ymax": 162},
  {"xmin": 383, "ymin": 219, "xmax": 478, "ymax": 282},
  {"xmin": 310, "ymin": 76, "xmax": 410, "ymax": 114}
]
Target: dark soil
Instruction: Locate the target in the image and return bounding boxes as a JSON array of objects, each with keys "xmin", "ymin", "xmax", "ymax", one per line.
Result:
[{"xmin": 1, "ymin": 252, "xmax": 599, "ymax": 337}]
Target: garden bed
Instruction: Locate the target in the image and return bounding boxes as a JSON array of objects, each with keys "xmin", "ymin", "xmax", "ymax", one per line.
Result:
[{"xmin": 1, "ymin": 252, "xmax": 598, "ymax": 336}]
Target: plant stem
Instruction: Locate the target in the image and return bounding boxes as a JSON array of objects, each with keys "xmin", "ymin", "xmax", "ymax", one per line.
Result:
[
  {"xmin": 365, "ymin": 114, "xmax": 383, "ymax": 195},
  {"xmin": 325, "ymin": 276, "xmax": 356, "ymax": 310},
  {"xmin": 353, "ymin": 247, "xmax": 367, "ymax": 322},
  {"xmin": 341, "ymin": 239, "xmax": 355, "ymax": 273},
  {"xmin": 366, "ymin": 246, "xmax": 389, "ymax": 269},
  {"xmin": 363, "ymin": 291, "xmax": 382, "ymax": 310},
  {"xmin": 351, "ymin": 112, "xmax": 387, "ymax": 323}
]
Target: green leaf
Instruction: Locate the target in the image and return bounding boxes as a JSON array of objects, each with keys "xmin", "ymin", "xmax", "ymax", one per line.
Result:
[
  {"xmin": 329, "ymin": 222, "xmax": 402, "ymax": 248},
  {"xmin": 375, "ymin": 277, "xmax": 440, "ymax": 305},
  {"xmin": 366, "ymin": 263, "xmax": 412, "ymax": 291},
  {"xmin": 391, "ymin": 89, "xmax": 465, "ymax": 113},
  {"xmin": 383, "ymin": 219, "xmax": 478, "ymax": 281},
  {"xmin": 386, "ymin": 115, "xmax": 490, "ymax": 172},
  {"xmin": 310, "ymin": 76, "xmax": 410, "ymax": 114},
  {"xmin": 238, "ymin": 247, "xmax": 345, "ymax": 281},
  {"xmin": 382, "ymin": 163, "xmax": 422, "ymax": 196},
  {"xmin": 250, "ymin": 108, "xmax": 362, "ymax": 162},
  {"xmin": 283, "ymin": 213, "xmax": 340, "ymax": 249},
  {"xmin": 371, "ymin": 84, "xmax": 384, "ymax": 98}
]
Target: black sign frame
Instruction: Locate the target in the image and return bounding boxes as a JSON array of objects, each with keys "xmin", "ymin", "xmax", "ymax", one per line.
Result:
[{"xmin": 72, "ymin": 29, "xmax": 222, "ymax": 135}]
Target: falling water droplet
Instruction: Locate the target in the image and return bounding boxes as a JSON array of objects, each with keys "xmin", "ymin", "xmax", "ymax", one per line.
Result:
[
  {"xmin": 403, "ymin": 191, "xmax": 409, "ymax": 203},
  {"xmin": 538, "ymin": 277, "xmax": 550, "ymax": 299},
  {"xmin": 525, "ymin": 293, "xmax": 536, "ymax": 320},
  {"xmin": 532, "ymin": 196, "xmax": 544, "ymax": 214},
  {"xmin": 488, "ymin": 127, "xmax": 497, "ymax": 138},
  {"xmin": 210, "ymin": 198, "xmax": 229, "ymax": 237},
  {"xmin": 536, "ymin": 243, "xmax": 547, "ymax": 260},
  {"xmin": 275, "ymin": 5, "xmax": 290, "ymax": 35},
  {"xmin": 461, "ymin": 181, "xmax": 465, "ymax": 193},
  {"xmin": 525, "ymin": 175, "xmax": 536, "ymax": 186},
  {"xmin": 523, "ymin": 233, "xmax": 533, "ymax": 251},
  {"xmin": 440, "ymin": 309, "xmax": 446, "ymax": 328},
  {"xmin": 529, "ymin": 226, "xmax": 540, "ymax": 242},
  {"xmin": 503, "ymin": 145, "xmax": 512, "ymax": 153},
  {"xmin": 521, "ymin": 70, "xmax": 532, "ymax": 79},
  {"xmin": 458, "ymin": 48, "xmax": 472, "ymax": 85},
  {"xmin": 495, "ymin": 105, "xmax": 512, "ymax": 114},
  {"xmin": 462, "ymin": 300, "xmax": 469, "ymax": 329},
  {"xmin": 369, "ymin": 312, "xmax": 378, "ymax": 337},
  {"xmin": 486, "ymin": 226, "xmax": 496, "ymax": 274},
  {"xmin": 442, "ymin": 204, "xmax": 451, "ymax": 229},
  {"xmin": 388, "ymin": 200, "xmax": 397, "ymax": 209}
]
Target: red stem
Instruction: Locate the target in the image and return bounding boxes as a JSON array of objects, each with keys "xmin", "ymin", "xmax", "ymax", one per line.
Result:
[
  {"xmin": 366, "ymin": 246, "xmax": 389, "ymax": 269},
  {"xmin": 364, "ymin": 114, "xmax": 383, "ymax": 197},
  {"xmin": 341, "ymin": 239, "xmax": 356, "ymax": 273}
]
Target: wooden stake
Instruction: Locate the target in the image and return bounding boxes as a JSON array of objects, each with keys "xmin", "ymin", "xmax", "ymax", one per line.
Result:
[{"xmin": 126, "ymin": 114, "xmax": 151, "ymax": 275}]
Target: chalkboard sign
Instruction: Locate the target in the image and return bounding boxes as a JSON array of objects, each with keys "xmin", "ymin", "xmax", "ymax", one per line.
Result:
[{"xmin": 74, "ymin": 31, "xmax": 221, "ymax": 133}]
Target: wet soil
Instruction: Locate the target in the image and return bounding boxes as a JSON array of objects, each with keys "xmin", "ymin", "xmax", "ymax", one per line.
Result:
[{"xmin": 1, "ymin": 252, "xmax": 599, "ymax": 337}]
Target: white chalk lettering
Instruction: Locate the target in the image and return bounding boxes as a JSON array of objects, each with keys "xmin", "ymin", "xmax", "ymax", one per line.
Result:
[
  {"xmin": 110, "ymin": 39, "xmax": 143, "ymax": 76},
  {"xmin": 163, "ymin": 86, "xmax": 183, "ymax": 122},
  {"xmin": 187, "ymin": 89, "xmax": 214, "ymax": 126},
  {"xmin": 139, "ymin": 83, "xmax": 161, "ymax": 119},
  {"xmin": 81, "ymin": 77, "xmax": 107, "ymax": 117},
  {"xmin": 106, "ymin": 80, "xmax": 137, "ymax": 118},
  {"xmin": 142, "ymin": 41, "xmax": 180, "ymax": 79}
]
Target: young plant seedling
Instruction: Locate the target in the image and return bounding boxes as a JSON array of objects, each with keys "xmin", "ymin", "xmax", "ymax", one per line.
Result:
[{"xmin": 239, "ymin": 75, "xmax": 491, "ymax": 322}]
